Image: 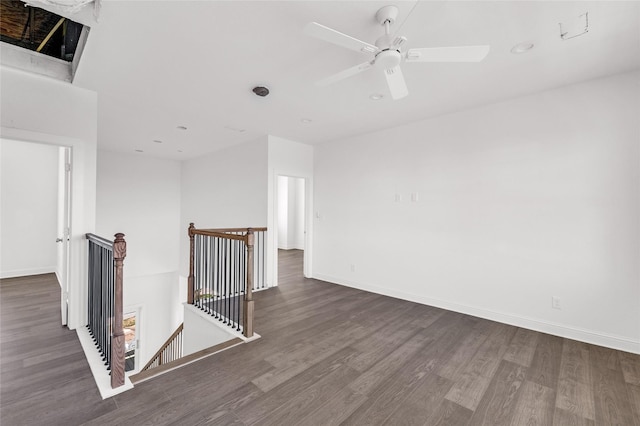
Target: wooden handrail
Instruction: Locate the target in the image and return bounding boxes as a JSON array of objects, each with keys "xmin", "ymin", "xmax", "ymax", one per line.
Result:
[
  {"xmin": 187, "ymin": 223, "xmax": 263, "ymax": 338},
  {"xmin": 200, "ymin": 227, "xmax": 268, "ymax": 233},
  {"xmin": 190, "ymin": 229, "xmax": 247, "ymax": 241},
  {"xmin": 141, "ymin": 323, "xmax": 184, "ymax": 371}
]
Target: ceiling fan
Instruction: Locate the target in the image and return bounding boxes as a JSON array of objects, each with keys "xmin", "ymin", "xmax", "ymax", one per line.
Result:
[{"xmin": 304, "ymin": 5, "xmax": 490, "ymax": 100}]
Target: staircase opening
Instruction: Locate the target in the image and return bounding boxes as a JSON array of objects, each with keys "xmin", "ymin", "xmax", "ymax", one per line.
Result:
[{"xmin": 129, "ymin": 224, "xmax": 267, "ymax": 384}]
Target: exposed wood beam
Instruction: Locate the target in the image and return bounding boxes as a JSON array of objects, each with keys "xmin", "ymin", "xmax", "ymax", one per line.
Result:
[
  {"xmin": 36, "ymin": 16, "xmax": 64, "ymax": 52},
  {"xmin": 20, "ymin": 7, "xmax": 31, "ymax": 41}
]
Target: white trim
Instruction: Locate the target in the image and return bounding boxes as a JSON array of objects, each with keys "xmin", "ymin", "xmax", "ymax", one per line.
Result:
[
  {"xmin": 76, "ymin": 327, "xmax": 134, "ymax": 399},
  {"xmin": 0, "ymin": 267, "xmax": 56, "ymax": 279},
  {"xmin": 183, "ymin": 303, "xmax": 261, "ymax": 343},
  {"xmin": 313, "ymin": 273, "xmax": 640, "ymax": 355},
  {"xmin": 0, "ymin": 42, "xmax": 72, "ymax": 82}
]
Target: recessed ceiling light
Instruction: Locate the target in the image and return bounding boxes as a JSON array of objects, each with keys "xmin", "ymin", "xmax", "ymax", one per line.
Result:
[
  {"xmin": 510, "ymin": 41, "xmax": 534, "ymax": 54},
  {"xmin": 153, "ymin": 140, "xmax": 163, "ymax": 144},
  {"xmin": 177, "ymin": 125, "xmax": 187, "ymax": 130},
  {"xmin": 370, "ymin": 94, "xmax": 384, "ymax": 100},
  {"xmin": 301, "ymin": 118, "xmax": 312, "ymax": 124},
  {"xmin": 224, "ymin": 125, "xmax": 246, "ymax": 133},
  {"xmin": 135, "ymin": 149, "xmax": 143, "ymax": 153}
]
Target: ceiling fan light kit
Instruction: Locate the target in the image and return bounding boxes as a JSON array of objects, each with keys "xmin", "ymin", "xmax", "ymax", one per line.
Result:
[{"xmin": 304, "ymin": 4, "xmax": 491, "ymax": 100}]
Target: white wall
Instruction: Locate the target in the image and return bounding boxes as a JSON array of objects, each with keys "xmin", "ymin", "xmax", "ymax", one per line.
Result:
[
  {"xmin": 183, "ymin": 304, "xmax": 237, "ymax": 356},
  {"xmin": 96, "ymin": 150, "xmax": 183, "ymax": 364},
  {"xmin": 96, "ymin": 150, "xmax": 181, "ymax": 277},
  {"xmin": 123, "ymin": 272, "xmax": 180, "ymax": 367},
  {"xmin": 1, "ymin": 66, "xmax": 97, "ymax": 330},
  {"xmin": 267, "ymin": 136, "xmax": 314, "ymax": 283},
  {"xmin": 0, "ymin": 139, "xmax": 59, "ymax": 278},
  {"xmin": 313, "ymin": 71, "xmax": 640, "ymax": 353},
  {"xmin": 180, "ymin": 137, "xmax": 269, "ymax": 277}
]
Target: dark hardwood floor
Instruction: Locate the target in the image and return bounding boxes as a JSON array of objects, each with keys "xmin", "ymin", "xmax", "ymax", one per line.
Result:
[{"xmin": 1, "ymin": 250, "xmax": 639, "ymax": 425}]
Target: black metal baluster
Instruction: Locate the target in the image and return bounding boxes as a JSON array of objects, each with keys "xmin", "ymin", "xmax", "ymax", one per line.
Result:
[
  {"xmin": 237, "ymin": 238, "xmax": 242, "ymax": 331},
  {"xmin": 101, "ymin": 246, "xmax": 107, "ymax": 364},
  {"xmin": 218, "ymin": 237, "xmax": 223, "ymax": 321},
  {"xmin": 260, "ymin": 231, "xmax": 264, "ymax": 289},
  {"xmin": 231, "ymin": 240, "xmax": 240, "ymax": 326},
  {"xmin": 204, "ymin": 235, "xmax": 209, "ymax": 312},
  {"xmin": 229, "ymin": 237, "xmax": 233, "ymax": 327},
  {"xmin": 202, "ymin": 236, "xmax": 212, "ymax": 313},
  {"xmin": 216, "ymin": 237, "xmax": 221, "ymax": 319},
  {"xmin": 208, "ymin": 235, "xmax": 213, "ymax": 313},
  {"xmin": 216, "ymin": 236, "xmax": 221, "ymax": 319},
  {"xmin": 196, "ymin": 235, "xmax": 201, "ymax": 310},
  {"xmin": 254, "ymin": 231, "xmax": 258, "ymax": 290},
  {"xmin": 223, "ymin": 238, "xmax": 228, "ymax": 324},
  {"xmin": 110, "ymin": 247, "xmax": 115, "ymax": 371},
  {"xmin": 234, "ymin": 238, "xmax": 238, "ymax": 330},
  {"xmin": 88, "ymin": 242, "xmax": 93, "ymax": 338}
]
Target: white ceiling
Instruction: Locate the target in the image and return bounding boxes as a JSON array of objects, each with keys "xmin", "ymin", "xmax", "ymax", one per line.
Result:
[{"xmin": 71, "ymin": 1, "xmax": 640, "ymax": 160}]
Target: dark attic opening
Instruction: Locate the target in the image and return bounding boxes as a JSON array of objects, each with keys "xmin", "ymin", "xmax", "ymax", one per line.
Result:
[{"xmin": 1, "ymin": 0, "xmax": 84, "ymax": 62}]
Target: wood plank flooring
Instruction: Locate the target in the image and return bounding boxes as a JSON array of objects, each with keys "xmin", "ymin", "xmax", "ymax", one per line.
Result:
[{"xmin": 1, "ymin": 250, "xmax": 639, "ymax": 425}]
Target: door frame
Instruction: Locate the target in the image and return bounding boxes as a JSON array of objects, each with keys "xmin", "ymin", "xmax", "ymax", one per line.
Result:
[
  {"xmin": 58, "ymin": 146, "xmax": 72, "ymax": 325},
  {"xmin": 269, "ymin": 173, "xmax": 313, "ymax": 286},
  {"xmin": 1, "ymin": 126, "xmax": 95, "ymax": 331},
  {"xmin": 123, "ymin": 304, "xmax": 143, "ymax": 374}
]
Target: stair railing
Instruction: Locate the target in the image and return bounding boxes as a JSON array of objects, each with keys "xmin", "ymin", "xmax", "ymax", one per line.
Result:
[
  {"xmin": 85, "ymin": 232, "xmax": 126, "ymax": 388},
  {"xmin": 187, "ymin": 223, "xmax": 267, "ymax": 338},
  {"xmin": 141, "ymin": 323, "xmax": 183, "ymax": 371}
]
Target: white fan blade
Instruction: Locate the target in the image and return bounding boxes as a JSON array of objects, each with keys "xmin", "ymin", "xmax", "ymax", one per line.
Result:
[
  {"xmin": 304, "ymin": 22, "xmax": 379, "ymax": 55},
  {"xmin": 405, "ymin": 45, "xmax": 490, "ymax": 62},
  {"xmin": 316, "ymin": 61, "xmax": 373, "ymax": 87},
  {"xmin": 385, "ymin": 66, "xmax": 408, "ymax": 100},
  {"xmin": 390, "ymin": 36, "xmax": 408, "ymax": 50}
]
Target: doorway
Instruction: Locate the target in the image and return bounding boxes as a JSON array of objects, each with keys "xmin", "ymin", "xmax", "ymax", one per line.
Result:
[
  {"xmin": 0, "ymin": 139, "xmax": 71, "ymax": 326},
  {"xmin": 277, "ymin": 176, "xmax": 306, "ymax": 252},
  {"xmin": 277, "ymin": 176, "xmax": 306, "ymax": 282},
  {"xmin": 123, "ymin": 308, "xmax": 140, "ymax": 373}
]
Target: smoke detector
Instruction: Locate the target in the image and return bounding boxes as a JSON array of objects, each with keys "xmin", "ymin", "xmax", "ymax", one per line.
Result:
[{"xmin": 253, "ymin": 86, "xmax": 270, "ymax": 97}]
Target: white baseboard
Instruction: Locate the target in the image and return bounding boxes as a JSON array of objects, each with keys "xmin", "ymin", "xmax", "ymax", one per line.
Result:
[
  {"xmin": 76, "ymin": 327, "xmax": 134, "ymax": 399},
  {"xmin": 0, "ymin": 266, "xmax": 56, "ymax": 279},
  {"xmin": 313, "ymin": 273, "xmax": 640, "ymax": 355}
]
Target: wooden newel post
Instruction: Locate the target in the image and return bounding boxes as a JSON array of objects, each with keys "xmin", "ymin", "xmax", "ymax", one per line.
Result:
[
  {"xmin": 188, "ymin": 223, "xmax": 195, "ymax": 304},
  {"xmin": 243, "ymin": 228, "xmax": 254, "ymax": 338},
  {"xmin": 111, "ymin": 233, "xmax": 126, "ymax": 388}
]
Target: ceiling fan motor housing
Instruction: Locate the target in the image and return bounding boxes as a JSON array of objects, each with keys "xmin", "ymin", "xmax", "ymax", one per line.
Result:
[
  {"xmin": 375, "ymin": 49, "xmax": 401, "ymax": 69},
  {"xmin": 375, "ymin": 5, "xmax": 399, "ymax": 25}
]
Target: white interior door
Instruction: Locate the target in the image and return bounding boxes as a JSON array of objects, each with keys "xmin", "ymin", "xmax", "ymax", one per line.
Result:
[{"xmin": 57, "ymin": 147, "xmax": 72, "ymax": 326}]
